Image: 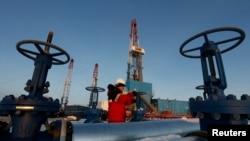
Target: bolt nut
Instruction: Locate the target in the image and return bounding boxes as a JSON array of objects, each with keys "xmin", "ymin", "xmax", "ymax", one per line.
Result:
[
  {"xmin": 189, "ymin": 97, "xmax": 195, "ymax": 102},
  {"xmin": 196, "ymin": 96, "xmax": 203, "ymax": 101},
  {"xmin": 197, "ymin": 112, "xmax": 204, "ymax": 119},
  {"xmin": 211, "ymin": 113, "xmax": 221, "ymax": 120},
  {"xmin": 226, "ymin": 94, "xmax": 237, "ymax": 100},
  {"xmin": 210, "ymin": 95, "xmax": 218, "ymax": 100},
  {"xmin": 241, "ymin": 94, "xmax": 250, "ymax": 100},
  {"xmin": 54, "ymin": 99, "xmax": 60, "ymax": 104},
  {"xmin": 231, "ymin": 114, "xmax": 240, "ymax": 120}
]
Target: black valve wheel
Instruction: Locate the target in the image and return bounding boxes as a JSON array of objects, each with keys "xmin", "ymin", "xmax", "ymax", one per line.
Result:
[
  {"xmin": 86, "ymin": 86, "xmax": 105, "ymax": 92},
  {"xmin": 195, "ymin": 85, "xmax": 204, "ymax": 90},
  {"xmin": 180, "ymin": 27, "xmax": 245, "ymax": 58},
  {"xmin": 16, "ymin": 40, "xmax": 70, "ymax": 65}
]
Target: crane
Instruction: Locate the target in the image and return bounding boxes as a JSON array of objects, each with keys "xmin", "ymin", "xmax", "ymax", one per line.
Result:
[
  {"xmin": 92, "ymin": 63, "xmax": 98, "ymax": 87},
  {"xmin": 61, "ymin": 58, "xmax": 74, "ymax": 111},
  {"xmin": 127, "ymin": 18, "xmax": 145, "ymax": 82}
]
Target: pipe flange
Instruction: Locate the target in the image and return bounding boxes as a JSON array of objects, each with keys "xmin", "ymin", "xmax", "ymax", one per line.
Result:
[
  {"xmin": 189, "ymin": 94, "xmax": 250, "ymax": 120},
  {"xmin": 0, "ymin": 94, "xmax": 60, "ymax": 116}
]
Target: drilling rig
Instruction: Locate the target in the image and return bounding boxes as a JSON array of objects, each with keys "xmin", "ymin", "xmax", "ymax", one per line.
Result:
[
  {"xmin": 127, "ymin": 19, "xmax": 145, "ymax": 82},
  {"xmin": 61, "ymin": 58, "xmax": 74, "ymax": 111},
  {"xmin": 125, "ymin": 19, "xmax": 156, "ymax": 121}
]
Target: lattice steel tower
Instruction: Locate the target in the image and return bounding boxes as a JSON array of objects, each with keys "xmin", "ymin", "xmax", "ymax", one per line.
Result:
[
  {"xmin": 127, "ymin": 19, "xmax": 145, "ymax": 82},
  {"xmin": 61, "ymin": 58, "xmax": 74, "ymax": 110}
]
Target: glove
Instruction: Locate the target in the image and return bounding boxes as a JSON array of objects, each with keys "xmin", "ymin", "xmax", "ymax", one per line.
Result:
[
  {"xmin": 107, "ymin": 84, "xmax": 115, "ymax": 90},
  {"xmin": 132, "ymin": 91, "xmax": 137, "ymax": 96},
  {"xmin": 132, "ymin": 99, "xmax": 136, "ymax": 103}
]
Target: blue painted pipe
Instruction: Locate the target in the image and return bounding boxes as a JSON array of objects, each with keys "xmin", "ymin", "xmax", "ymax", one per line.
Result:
[{"xmin": 72, "ymin": 118, "xmax": 199, "ymax": 141}]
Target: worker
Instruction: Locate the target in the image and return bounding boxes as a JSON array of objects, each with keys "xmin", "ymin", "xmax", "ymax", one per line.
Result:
[
  {"xmin": 107, "ymin": 78, "xmax": 136, "ymax": 122},
  {"xmin": 107, "ymin": 78, "xmax": 125, "ymax": 102}
]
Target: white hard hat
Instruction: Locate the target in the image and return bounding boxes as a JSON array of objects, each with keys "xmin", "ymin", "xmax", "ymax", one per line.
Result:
[{"xmin": 115, "ymin": 78, "xmax": 126, "ymax": 86}]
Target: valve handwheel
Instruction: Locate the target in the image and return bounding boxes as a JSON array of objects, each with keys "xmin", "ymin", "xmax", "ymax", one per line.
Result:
[
  {"xmin": 195, "ymin": 85, "xmax": 204, "ymax": 90},
  {"xmin": 86, "ymin": 86, "xmax": 105, "ymax": 92},
  {"xmin": 16, "ymin": 39, "xmax": 70, "ymax": 65},
  {"xmin": 180, "ymin": 27, "xmax": 245, "ymax": 58}
]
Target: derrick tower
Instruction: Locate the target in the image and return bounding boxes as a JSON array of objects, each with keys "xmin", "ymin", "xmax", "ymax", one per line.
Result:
[
  {"xmin": 61, "ymin": 58, "xmax": 74, "ymax": 110},
  {"xmin": 125, "ymin": 19, "xmax": 152, "ymax": 111},
  {"xmin": 127, "ymin": 18, "xmax": 145, "ymax": 82}
]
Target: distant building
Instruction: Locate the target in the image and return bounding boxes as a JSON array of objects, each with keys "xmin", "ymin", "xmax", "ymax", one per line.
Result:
[
  {"xmin": 151, "ymin": 99, "xmax": 189, "ymax": 115},
  {"xmin": 64, "ymin": 105, "xmax": 87, "ymax": 119},
  {"xmin": 64, "ymin": 104, "xmax": 108, "ymax": 120},
  {"xmin": 97, "ymin": 100, "xmax": 109, "ymax": 111},
  {"xmin": 64, "ymin": 98, "xmax": 189, "ymax": 119}
]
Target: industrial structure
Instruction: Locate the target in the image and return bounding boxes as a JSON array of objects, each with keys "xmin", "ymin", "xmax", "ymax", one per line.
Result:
[
  {"xmin": 125, "ymin": 19, "xmax": 189, "ymax": 118},
  {"xmin": 126, "ymin": 19, "xmax": 152, "ymax": 95},
  {"xmin": 180, "ymin": 27, "xmax": 250, "ymax": 131},
  {"xmin": 63, "ymin": 19, "xmax": 189, "ymax": 119},
  {"xmin": 61, "ymin": 58, "xmax": 74, "ymax": 111},
  {"xmin": 2, "ymin": 19, "xmax": 250, "ymax": 141},
  {"xmin": 127, "ymin": 19, "xmax": 145, "ymax": 82},
  {"xmin": 124, "ymin": 19, "xmax": 156, "ymax": 121},
  {"xmin": 84, "ymin": 63, "xmax": 105, "ymax": 123},
  {"xmin": 0, "ymin": 29, "xmax": 199, "ymax": 141},
  {"xmin": 151, "ymin": 99, "xmax": 189, "ymax": 115},
  {"xmin": 86, "ymin": 63, "xmax": 105, "ymax": 109}
]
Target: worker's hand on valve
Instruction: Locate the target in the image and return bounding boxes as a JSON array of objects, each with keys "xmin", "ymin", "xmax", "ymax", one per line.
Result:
[{"xmin": 132, "ymin": 91, "xmax": 138, "ymax": 96}]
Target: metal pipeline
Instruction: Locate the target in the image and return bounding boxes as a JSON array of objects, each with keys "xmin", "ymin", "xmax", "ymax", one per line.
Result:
[{"xmin": 72, "ymin": 118, "xmax": 199, "ymax": 141}]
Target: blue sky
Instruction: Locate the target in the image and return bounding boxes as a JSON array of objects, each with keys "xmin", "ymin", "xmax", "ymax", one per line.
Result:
[{"xmin": 1, "ymin": 0, "xmax": 250, "ymax": 105}]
